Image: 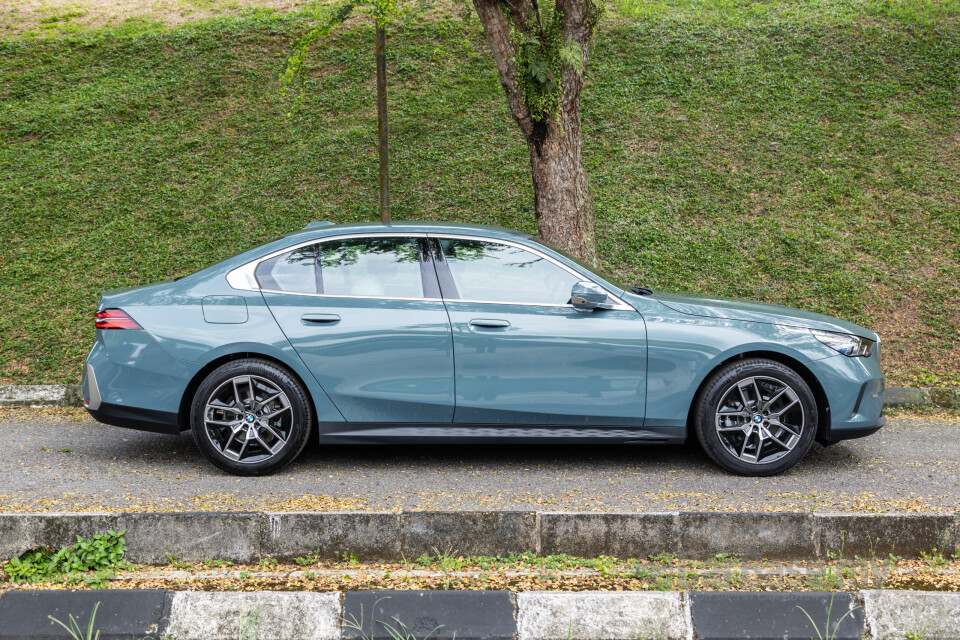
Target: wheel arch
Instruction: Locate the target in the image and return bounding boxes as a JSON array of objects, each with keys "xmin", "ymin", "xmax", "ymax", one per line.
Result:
[
  {"xmin": 685, "ymin": 350, "xmax": 830, "ymax": 443},
  {"xmin": 177, "ymin": 352, "xmax": 322, "ymax": 431}
]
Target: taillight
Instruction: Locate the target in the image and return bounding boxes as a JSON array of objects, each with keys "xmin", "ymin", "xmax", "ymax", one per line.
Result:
[{"xmin": 95, "ymin": 309, "xmax": 142, "ymax": 330}]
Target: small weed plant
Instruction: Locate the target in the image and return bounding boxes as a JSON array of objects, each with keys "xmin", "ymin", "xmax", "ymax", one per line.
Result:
[
  {"xmin": 237, "ymin": 605, "xmax": 271, "ymax": 640},
  {"xmin": 5, "ymin": 530, "xmax": 129, "ymax": 586},
  {"xmin": 48, "ymin": 601, "xmax": 102, "ymax": 640},
  {"xmin": 794, "ymin": 594, "xmax": 859, "ymax": 640},
  {"xmin": 343, "ymin": 597, "xmax": 452, "ymax": 640}
]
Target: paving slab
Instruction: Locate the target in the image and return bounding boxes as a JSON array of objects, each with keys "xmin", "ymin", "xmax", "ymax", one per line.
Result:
[
  {"xmin": 343, "ymin": 590, "xmax": 516, "ymax": 640},
  {"xmin": 862, "ymin": 590, "xmax": 960, "ymax": 640},
  {"xmin": 164, "ymin": 591, "xmax": 341, "ymax": 640},
  {"xmin": 0, "ymin": 589, "xmax": 168, "ymax": 640},
  {"xmin": 517, "ymin": 591, "xmax": 692, "ymax": 640},
  {"xmin": 689, "ymin": 591, "xmax": 864, "ymax": 640}
]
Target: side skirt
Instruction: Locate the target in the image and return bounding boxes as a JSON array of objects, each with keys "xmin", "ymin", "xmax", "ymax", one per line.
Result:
[{"xmin": 317, "ymin": 424, "xmax": 685, "ymax": 445}]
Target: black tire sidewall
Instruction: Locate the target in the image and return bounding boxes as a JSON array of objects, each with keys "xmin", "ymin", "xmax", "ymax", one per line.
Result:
[
  {"xmin": 190, "ymin": 359, "xmax": 312, "ymax": 476},
  {"xmin": 694, "ymin": 359, "xmax": 817, "ymax": 476}
]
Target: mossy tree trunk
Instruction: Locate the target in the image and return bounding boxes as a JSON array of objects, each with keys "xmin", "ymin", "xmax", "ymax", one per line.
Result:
[{"xmin": 473, "ymin": 0, "xmax": 600, "ymax": 264}]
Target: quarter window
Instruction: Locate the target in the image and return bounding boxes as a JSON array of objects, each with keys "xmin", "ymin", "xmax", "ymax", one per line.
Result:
[
  {"xmin": 255, "ymin": 246, "xmax": 318, "ymax": 294},
  {"xmin": 254, "ymin": 237, "xmax": 424, "ymax": 299},
  {"xmin": 438, "ymin": 238, "xmax": 580, "ymax": 305}
]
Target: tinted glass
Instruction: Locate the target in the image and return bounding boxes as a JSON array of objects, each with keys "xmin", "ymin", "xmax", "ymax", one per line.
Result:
[
  {"xmin": 320, "ymin": 237, "xmax": 423, "ymax": 298},
  {"xmin": 439, "ymin": 238, "xmax": 579, "ymax": 304},
  {"xmin": 255, "ymin": 246, "xmax": 319, "ymax": 294}
]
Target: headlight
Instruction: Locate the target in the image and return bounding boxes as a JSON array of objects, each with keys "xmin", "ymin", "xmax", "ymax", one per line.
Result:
[{"xmin": 811, "ymin": 329, "xmax": 875, "ymax": 357}]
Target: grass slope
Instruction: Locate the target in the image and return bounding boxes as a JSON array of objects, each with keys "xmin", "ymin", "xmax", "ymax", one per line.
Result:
[{"xmin": 0, "ymin": 0, "xmax": 958, "ymax": 386}]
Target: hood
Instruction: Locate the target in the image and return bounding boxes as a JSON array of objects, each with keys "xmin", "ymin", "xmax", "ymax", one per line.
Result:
[{"xmin": 651, "ymin": 291, "xmax": 878, "ymax": 341}]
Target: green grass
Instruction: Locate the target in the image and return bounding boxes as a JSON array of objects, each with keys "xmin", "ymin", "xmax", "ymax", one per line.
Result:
[{"xmin": 0, "ymin": 1, "xmax": 958, "ymax": 385}]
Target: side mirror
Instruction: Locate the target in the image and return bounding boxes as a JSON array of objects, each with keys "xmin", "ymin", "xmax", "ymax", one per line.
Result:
[{"xmin": 570, "ymin": 281, "xmax": 608, "ymax": 309}]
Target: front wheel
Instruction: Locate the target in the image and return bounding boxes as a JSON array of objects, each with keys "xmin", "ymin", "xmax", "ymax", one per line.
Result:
[
  {"xmin": 190, "ymin": 359, "xmax": 313, "ymax": 476},
  {"xmin": 693, "ymin": 358, "xmax": 817, "ymax": 476}
]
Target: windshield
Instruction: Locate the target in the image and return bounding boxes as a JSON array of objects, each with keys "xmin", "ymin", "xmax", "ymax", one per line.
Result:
[{"xmin": 527, "ymin": 236, "xmax": 633, "ymax": 292}]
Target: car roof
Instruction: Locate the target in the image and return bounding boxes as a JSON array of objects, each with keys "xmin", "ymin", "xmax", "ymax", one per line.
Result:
[{"xmin": 288, "ymin": 221, "xmax": 532, "ymax": 241}]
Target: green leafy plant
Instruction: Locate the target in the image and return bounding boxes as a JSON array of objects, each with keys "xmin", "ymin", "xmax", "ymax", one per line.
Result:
[
  {"xmin": 5, "ymin": 530, "xmax": 129, "ymax": 585},
  {"xmin": 294, "ymin": 548, "xmax": 322, "ymax": 566},
  {"xmin": 48, "ymin": 601, "xmax": 101, "ymax": 640},
  {"xmin": 920, "ymin": 548, "xmax": 947, "ymax": 568},
  {"xmin": 647, "ymin": 552, "xmax": 676, "ymax": 565},
  {"xmin": 510, "ymin": 0, "xmax": 601, "ymax": 123},
  {"xmin": 906, "ymin": 626, "xmax": 929, "ymax": 640},
  {"xmin": 205, "ymin": 558, "xmax": 236, "ymax": 568}
]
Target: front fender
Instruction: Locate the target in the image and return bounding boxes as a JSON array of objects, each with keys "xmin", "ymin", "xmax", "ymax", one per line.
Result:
[{"xmin": 641, "ymin": 304, "xmax": 834, "ymax": 428}]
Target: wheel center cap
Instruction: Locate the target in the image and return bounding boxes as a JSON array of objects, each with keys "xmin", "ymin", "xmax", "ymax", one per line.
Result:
[
  {"xmin": 245, "ymin": 414, "xmax": 255, "ymax": 423},
  {"xmin": 753, "ymin": 415, "xmax": 763, "ymax": 423}
]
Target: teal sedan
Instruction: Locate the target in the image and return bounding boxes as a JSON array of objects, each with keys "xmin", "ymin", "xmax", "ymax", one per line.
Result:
[{"xmin": 83, "ymin": 222, "xmax": 885, "ymax": 476}]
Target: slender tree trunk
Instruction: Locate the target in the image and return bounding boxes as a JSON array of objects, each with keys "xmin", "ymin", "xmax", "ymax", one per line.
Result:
[
  {"xmin": 376, "ymin": 23, "xmax": 390, "ymax": 222},
  {"xmin": 473, "ymin": 0, "xmax": 599, "ymax": 264}
]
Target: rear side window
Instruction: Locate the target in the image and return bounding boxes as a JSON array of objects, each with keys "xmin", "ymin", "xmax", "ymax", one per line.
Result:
[
  {"xmin": 254, "ymin": 237, "xmax": 424, "ymax": 299},
  {"xmin": 320, "ymin": 237, "xmax": 423, "ymax": 298}
]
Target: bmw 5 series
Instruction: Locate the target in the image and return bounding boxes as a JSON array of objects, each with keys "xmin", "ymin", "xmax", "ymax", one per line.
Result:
[{"xmin": 83, "ymin": 222, "xmax": 885, "ymax": 476}]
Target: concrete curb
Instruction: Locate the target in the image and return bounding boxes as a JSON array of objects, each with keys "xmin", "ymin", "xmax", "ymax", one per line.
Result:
[
  {"xmin": 1, "ymin": 589, "xmax": 958, "ymax": 640},
  {"xmin": 1, "ymin": 511, "xmax": 958, "ymax": 564},
  {"xmin": 1, "ymin": 384, "xmax": 957, "ymax": 409}
]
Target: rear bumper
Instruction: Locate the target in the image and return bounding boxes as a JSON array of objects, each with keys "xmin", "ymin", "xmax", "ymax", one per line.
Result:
[
  {"xmin": 83, "ymin": 333, "xmax": 195, "ymax": 433},
  {"xmin": 86, "ymin": 402, "xmax": 181, "ymax": 435}
]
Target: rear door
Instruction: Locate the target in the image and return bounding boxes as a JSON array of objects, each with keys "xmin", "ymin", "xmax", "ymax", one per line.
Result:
[
  {"xmin": 431, "ymin": 235, "xmax": 647, "ymax": 426},
  {"xmin": 259, "ymin": 234, "xmax": 454, "ymax": 423}
]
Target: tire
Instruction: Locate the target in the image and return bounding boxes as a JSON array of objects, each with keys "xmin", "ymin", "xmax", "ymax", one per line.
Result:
[
  {"xmin": 693, "ymin": 358, "xmax": 817, "ymax": 476},
  {"xmin": 190, "ymin": 359, "xmax": 313, "ymax": 476}
]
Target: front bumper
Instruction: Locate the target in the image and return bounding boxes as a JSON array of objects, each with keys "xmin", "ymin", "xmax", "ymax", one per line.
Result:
[{"xmin": 810, "ymin": 350, "xmax": 886, "ymax": 445}]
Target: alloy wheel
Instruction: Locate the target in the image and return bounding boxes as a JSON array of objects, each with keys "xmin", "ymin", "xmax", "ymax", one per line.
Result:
[
  {"xmin": 714, "ymin": 375, "xmax": 804, "ymax": 465},
  {"xmin": 203, "ymin": 374, "xmax": 293, "ymax": 464}
]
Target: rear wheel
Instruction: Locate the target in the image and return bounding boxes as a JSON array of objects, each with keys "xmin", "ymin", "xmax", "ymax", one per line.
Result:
[
  {"xmin": 190, "ymin": 359, "xmax": 312, "ymax": 476},
  {"xmin": 694, "ymin": 358, "xmax": 817, "ymax": 476}
]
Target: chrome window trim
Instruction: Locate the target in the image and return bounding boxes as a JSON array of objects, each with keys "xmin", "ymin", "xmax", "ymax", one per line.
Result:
[
  {"xmin": 429, "ymin": 233, "xmax": 634, "ymax": 311},
  {"xmin": 259, "ymin": 289, "xmax": 443, "ymax": 303},
  {"xmin": 226, "ymin": 232, "xmax": 430, "ymax": 296},
  {"xmin": 226, "ymin": 230, "xmax": 634, "ymax": 310}
]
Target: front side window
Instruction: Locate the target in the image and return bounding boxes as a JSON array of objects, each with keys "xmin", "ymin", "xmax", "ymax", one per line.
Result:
[
  {"xmin": 255, "ymin": 236, "xmax": 424, "ymax": 298},
  {"xmin": 438, "ymin": 238, "xmax": 580, "ymax": 305}
]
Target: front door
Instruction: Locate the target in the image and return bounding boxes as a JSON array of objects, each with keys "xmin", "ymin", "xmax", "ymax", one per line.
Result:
[
  {"xmin": 431, "ymin": 236, "xmax": 647, "ymax": 426},
  {"xmin": 259, "ymin": 235, "xmax": 454, "ymax": 423}
]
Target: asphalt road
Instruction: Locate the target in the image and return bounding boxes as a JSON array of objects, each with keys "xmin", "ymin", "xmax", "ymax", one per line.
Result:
[{"xmin": 1, "ymin": 408, "xmax": 957, "ymax": 513}]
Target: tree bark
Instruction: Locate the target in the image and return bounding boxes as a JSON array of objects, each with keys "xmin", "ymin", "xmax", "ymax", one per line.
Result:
[{"xmin": 473, "ymin": 0, "xmax": 598, "ymax": 264}]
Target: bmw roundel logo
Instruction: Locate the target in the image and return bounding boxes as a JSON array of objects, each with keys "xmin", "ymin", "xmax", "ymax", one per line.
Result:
[
  {"xmin": 753, "ymin": 415, "xmax": 763, "ymax": 423},
  {"xmin": 246, "ymin": 415, "xmax": 255, "ymax": 422}
]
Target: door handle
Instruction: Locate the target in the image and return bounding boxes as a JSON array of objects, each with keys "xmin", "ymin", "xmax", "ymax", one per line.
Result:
[
  {"xmin": 469, "ymin": 318, "xmax": 510, "ymax": 329},
  {"xmin": 301, "ymin": 313, "xmax": 341, "ymax": 325}
]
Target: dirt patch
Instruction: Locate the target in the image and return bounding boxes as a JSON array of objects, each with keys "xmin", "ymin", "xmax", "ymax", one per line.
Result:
[{"xmin": 0, "ymin": 0, "xmax": 302, "ymax": 33}]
